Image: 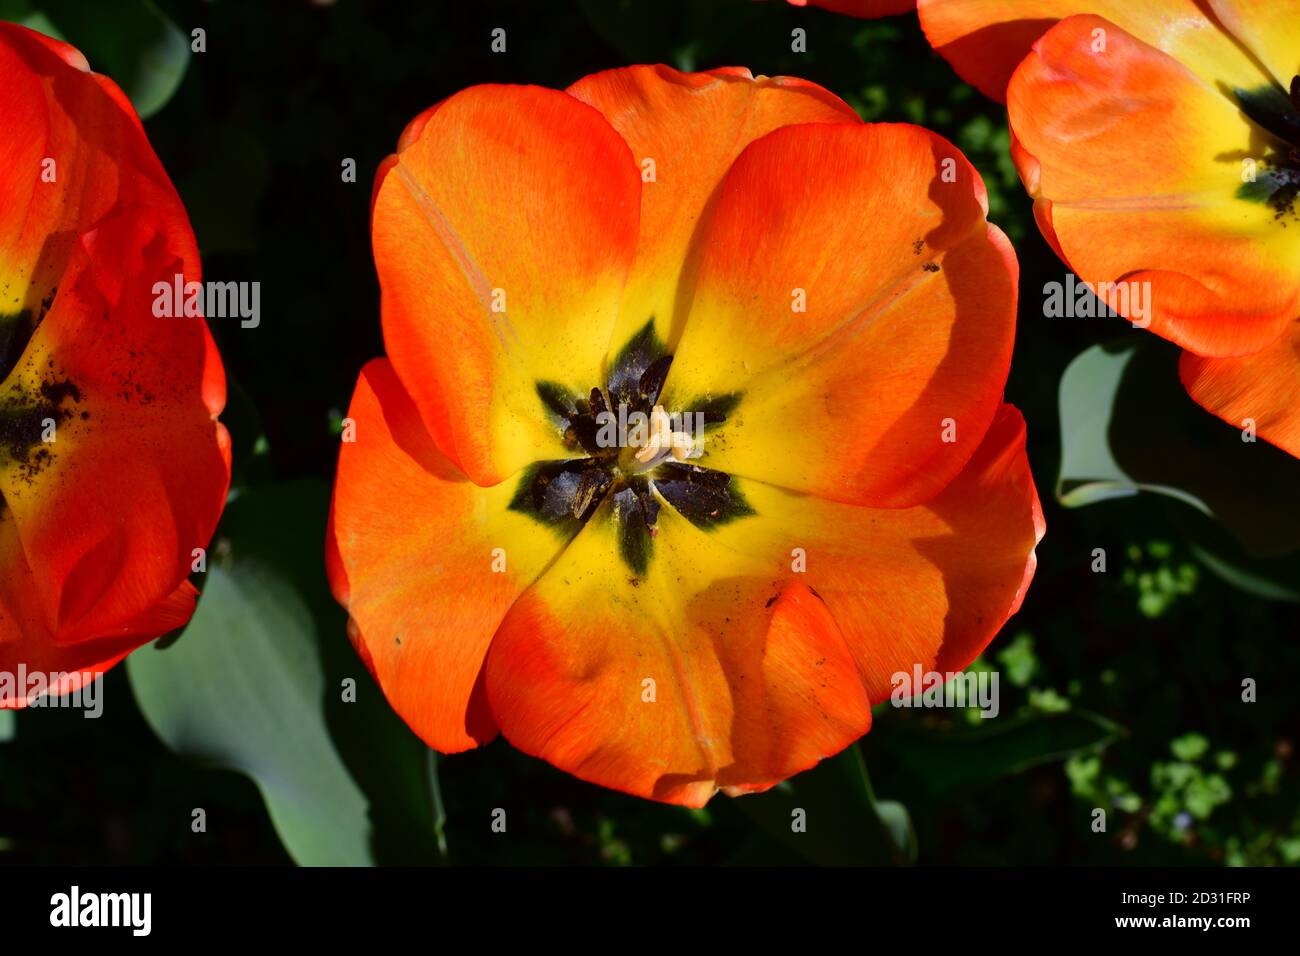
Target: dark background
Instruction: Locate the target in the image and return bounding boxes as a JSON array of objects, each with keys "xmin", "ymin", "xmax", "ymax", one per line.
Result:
[{"xmin": 0, "ymin": 0, "xmax": 1296, "ymax": 867}]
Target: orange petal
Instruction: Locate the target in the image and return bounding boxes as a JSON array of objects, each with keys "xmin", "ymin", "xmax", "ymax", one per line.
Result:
[
  {"xmin": 484, "ymin": 500, "xmax": 875, "ymax": 808},
  {"xmin": 327, "ymin": 359, "xmax": 576, "ymax": 753},
  {"xmin": 1008, "ymin": 15, "xmax": 1300, "ymax": 357},
  {"xmin": 917, "ymin": 0, "xmax": 1266, "ymax": 102},
  {"xmin": 0, "ymin": 506, "xmax": 198, "ymax": 707},
  {"xmin": 740, "ymin": 403, "xmax": 1043, "ymax": 694},
  {"xmin": 483, "ymin": 404, "xmax": 1041, "ymax": 805},
  {"xmin": 0, "ymin": 23, "xmax": 199, "ymax": 320},
  {"xmin": 567, "ymin": 65, "xmax": 860, "ymax": 356},
  {"xmin": 371, "ymin": 84, "xmax": 642, "ymax": 487},
  {"xmin": 663, "ymin": 122, "xmax": 1017, "ymax": 507},
  {"xmin": 1181, "ymin": 321, "xmax": 1300, "ymax": 458},
  {"xmin": 0, "ymin": 214, "xmax": 229, "ymax": 648}
]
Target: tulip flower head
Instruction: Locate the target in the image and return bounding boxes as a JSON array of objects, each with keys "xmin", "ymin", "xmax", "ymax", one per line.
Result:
[
  {"xmin": 0, "ymin": 24, "xmax": 229, "ymax": 707},
  {"xmin": 327, "ymin": 65, "xmax": 1043, "ymax": 805},
  {"xmin": 918, "ymin": 0, "xmax": 1300, "ymax": 456}
]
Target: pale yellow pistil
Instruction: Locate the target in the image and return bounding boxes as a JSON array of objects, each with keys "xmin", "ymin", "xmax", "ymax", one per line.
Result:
[{"xmin": 633, "ymin": 404, "xmax": 695, "ymax": 465}]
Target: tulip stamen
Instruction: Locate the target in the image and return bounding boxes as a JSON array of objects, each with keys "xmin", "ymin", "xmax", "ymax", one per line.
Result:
[
  {"xmin": 631, "ymin": 404, "xmax": 696, "ymax": 466},
  {"xmin": 1235, "ymin": 81, "xmax": 1300, "ymax": 226}
]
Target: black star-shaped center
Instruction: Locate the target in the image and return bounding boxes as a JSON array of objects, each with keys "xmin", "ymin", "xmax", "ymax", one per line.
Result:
[
  {"xmin": 1233, "ymin": 76, "xmax": 1300, "ymax": 222},
  {"xmin": 510, "ymin": 320, "xmax": 749, "ymax": 576}
]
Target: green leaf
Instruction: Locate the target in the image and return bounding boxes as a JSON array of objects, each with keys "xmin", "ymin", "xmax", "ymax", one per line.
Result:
[
  {"xmin": 127, "ymin": 480, "xmax": 442, "ymax": 866},
  {"xmin": 735, "ymin": 745, "xmax": 915, "ymax": 865},
  {"xmin": 129, "ymin": 546, "xmax": 366, "ymax": 864},
  {"xmin": 16, "ymin": 0, "xmax": 190, "ymax": 119},
  {"xmin": 1057, "ymin": 340, "xmax": 1300, "ymax": 558},
  {"xmin": 0, "ymin": 709, "xmax": 14, "ymax": 743},
  {"xmin": 878, "ymin": 710, "xmax": 1123, "ymax": 796},
  {"xmin": 1172, "ymin": 506, "xmax": 1300, "ymax": 603}
]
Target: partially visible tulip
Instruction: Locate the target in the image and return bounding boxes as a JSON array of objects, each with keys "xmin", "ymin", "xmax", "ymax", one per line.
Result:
[
  {"xmin": 0, "ymin": 24, "xmax": 230, "ymax": 705},
  {"xmin": 918, "ymin": 0, "xmax": 1300, "ymax": 455}
]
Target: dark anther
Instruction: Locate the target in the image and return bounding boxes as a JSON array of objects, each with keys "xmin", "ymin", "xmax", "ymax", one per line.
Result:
[
  {"xmin": 659, "ymin": 462, "xmax": 730, "ymax": 487},
  {"xmin": 607, "ymin": 320, "xmax": 667, "ymax": 414},
  {"xmin": 1291, "ymin": 76, "xmax": 1300, "ymax": 113},
  {"xmin": 589, "ymin": 386, "xmax": 608, "ymax": 420},
  {"xmin": 509, "ymin": 459, "xmax": 607, "ymax": 530},
  {"xmin": 1234, "ymin": 84, "xmax": 1300, "ymax": 148},
  {"xmin": 652, "ymin": 462, "xmax": 754, "ymax": 529},
  {"xmin": 633, "ymin": 481, "xmax": 660, "ymax": 536},
  {"xmin": 535, "ymin": 382, "xmax": 606, "ymax": 456},
  {"xmin": 638, "ymin": 354, "xmax": 673, "ymax": 405},
  {"xmin": 572, "ymin": 465, "xmax": 612, "ymax": 520},
  {"xmin": 569, "ymin": 414, "xmax": 601, "ymax": 455}
]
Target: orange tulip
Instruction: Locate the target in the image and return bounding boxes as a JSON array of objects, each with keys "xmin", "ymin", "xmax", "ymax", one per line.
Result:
[
  {"xmin": 918, "ymin": 0, "xmax": 1300, "ymax": 456},
  {"xmin": 0, "ymin": 24, "xmax": 230, "ymax": 705},
  {"xmin": 327, "ymin": 65, "xmax": 1042, "ymax": 805}
]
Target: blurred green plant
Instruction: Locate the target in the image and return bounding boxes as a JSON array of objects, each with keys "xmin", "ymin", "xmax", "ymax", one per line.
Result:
[
  {"xmin": 3, "ymin": 0, "xmax": 190, "ymax": 118},
  {"xmin": 1121, "ymin": 540, "xmax": 1199, "ymax": 619}
]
